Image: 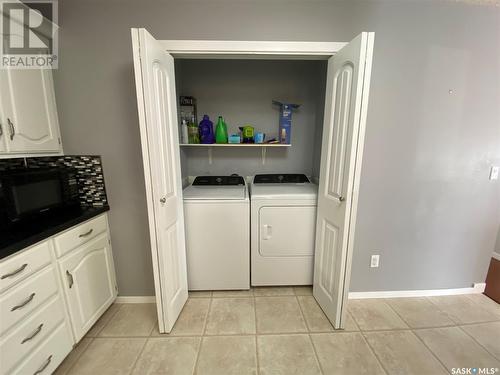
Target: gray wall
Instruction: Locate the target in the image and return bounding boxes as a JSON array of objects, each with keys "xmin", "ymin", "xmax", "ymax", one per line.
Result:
[
  {"xmin": 55, "ymin": 0, "xmax": 500, "ymax": 295},
  {"xmin": 176, "ymin": 59, "xmax": 326, "ymax": 177}
]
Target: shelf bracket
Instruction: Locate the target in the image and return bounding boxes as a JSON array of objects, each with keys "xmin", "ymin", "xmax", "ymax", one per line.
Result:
[
  {"xmin": 208, "ymin": 147, "xmax": 213, "ymax": 165},
  {"xmin": 261, "ymin": 147, "xmax": 267, "ymax": 165}
]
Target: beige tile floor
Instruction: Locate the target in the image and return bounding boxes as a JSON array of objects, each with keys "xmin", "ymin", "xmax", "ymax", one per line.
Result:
[{"xmin": 55, "ymin": 288, "xmax": 500, "ymax": 375}]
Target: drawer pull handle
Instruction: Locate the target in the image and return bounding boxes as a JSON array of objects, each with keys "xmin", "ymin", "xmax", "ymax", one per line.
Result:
[
  {"xmin": 79, "ymin": 228, "xmax": 93, "ymax": 238},
  {"xmin": 1, "ymin": 263, "xmax": 28, "ymax": 279},
  {"xmin": 66, "ymin": 270, "xmax": 74, "ymax": 288},
  {"xmin": 33, "ymin": 354, "xmax": 52, "ymax": 375},
  {"xmin": 11, "ymin": 292, "xmax": 36, "ymax": 311},
  {"xmin": 21, "ymin": 323, "xmax": 44, "ymax": 344}
]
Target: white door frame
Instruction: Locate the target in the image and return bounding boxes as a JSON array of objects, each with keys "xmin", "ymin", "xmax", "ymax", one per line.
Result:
[
  {"xmin": 139, "ymin": 35, "xmax": 372, "ymax": 330},
  {"xmin": 160, "ymin": 40, "xmax": 347, "ymax": 59}
]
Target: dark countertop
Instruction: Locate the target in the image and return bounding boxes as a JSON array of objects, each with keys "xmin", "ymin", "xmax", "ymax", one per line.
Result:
[{"xmin": 0, "ymin": 205, "xmax": 110, "ymax": 260}]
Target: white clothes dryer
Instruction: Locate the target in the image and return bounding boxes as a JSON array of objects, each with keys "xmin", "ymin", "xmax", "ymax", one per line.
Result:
[{"xmin": 250, "ymin": 174, "xmax": 317, "ymax": 286}]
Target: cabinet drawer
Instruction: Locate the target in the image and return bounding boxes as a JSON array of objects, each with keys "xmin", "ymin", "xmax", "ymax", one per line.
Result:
[
  {"xmin": 0, "ymin": 241, "xmax": 51, "ymax": 294},
  {"xmin": 54, "ymin": 214, "xmax": 107, "ymax": 258},
  {"xmin": 0, "ymin": 295, "xmax": 65, "ymax": 374},
  {"xmin": 0, "ymin": 266, "xmax": 58, "ymax": 335},
  {"xmin": 11, "ymin": 323, "xmax": 72, "ymax": 375}
]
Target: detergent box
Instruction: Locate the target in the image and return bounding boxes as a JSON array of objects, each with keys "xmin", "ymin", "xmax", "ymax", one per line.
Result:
[{"xmin": 273, "ymin": 100, "xmax": 300, "ymax": 144}]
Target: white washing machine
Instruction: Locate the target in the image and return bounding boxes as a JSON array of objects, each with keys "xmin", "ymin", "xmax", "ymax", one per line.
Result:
[
  {"xmin": 250, "ymin": 174, "xmax": 318, "ymax": 286},
  {"xmin": 183, "ymin": 175, "xmax": 250, "ymax": 290}
]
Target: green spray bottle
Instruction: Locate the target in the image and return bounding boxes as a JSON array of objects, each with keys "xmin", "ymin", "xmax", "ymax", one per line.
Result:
[{"xmin": 215, "ymin": 116, "xmax": 228, "ymax": 144}]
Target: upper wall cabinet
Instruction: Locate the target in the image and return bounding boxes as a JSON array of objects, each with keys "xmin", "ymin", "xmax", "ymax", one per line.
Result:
[
  {"xmin": 0, "ymin": 67, "xmax": 62, "ymax": 156},
  {"xmin": 0, "ymin": 89, "xmax": 6, "ymax": 154}
]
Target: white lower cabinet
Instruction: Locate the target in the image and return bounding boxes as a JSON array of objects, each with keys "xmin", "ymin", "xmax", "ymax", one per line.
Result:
[
  {"xmin": 0, "ymin": 266, "xmax": 59, "ymax": 336},
  {"xmin": 11, "ymin": 323, "xmax": 73, "ymax": 375},
  {"xmin": 58, "ymin": 233, "xmax": 116, "ymax": 341},
  {"xmin": 0, "ymin": 296, "xmax": 65, "ymax": 374},
  {"xmin": 0, "ymin": 213, "xmax": 116, "ymax": 374}
]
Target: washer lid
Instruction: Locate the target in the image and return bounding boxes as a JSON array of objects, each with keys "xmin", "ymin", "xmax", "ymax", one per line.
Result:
[
  {"xmin": 250, "ymin": 183, "xmax": 318, "ymax": 200},
  {"xmin": 183, "ymin": 185, "xmax": 247, "ymax": 200}
]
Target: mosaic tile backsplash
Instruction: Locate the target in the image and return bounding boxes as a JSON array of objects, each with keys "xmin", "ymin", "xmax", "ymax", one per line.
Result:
[{"xmin": 0, "ymin": 156, "xmax": 108, "ymax": 208}]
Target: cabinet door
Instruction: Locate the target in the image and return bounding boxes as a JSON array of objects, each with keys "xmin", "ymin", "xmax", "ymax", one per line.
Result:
[
  {"xmin": 59, "ymin": 233, "xmax": 116, "ymax": 341},
  {"xmin": 0, "ymin": 68, "xmax": 61, "ymax": 154}
]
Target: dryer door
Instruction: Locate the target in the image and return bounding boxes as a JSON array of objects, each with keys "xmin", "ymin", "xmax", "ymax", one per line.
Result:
[{"xmin": 260, "ymin": 206, "xmax": 316, "ymax": 257}]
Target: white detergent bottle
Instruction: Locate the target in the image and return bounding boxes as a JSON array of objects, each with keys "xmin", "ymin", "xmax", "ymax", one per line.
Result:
[{"xmin": 181, "ymin": 119, "xmax": 189, "ymax": 144}]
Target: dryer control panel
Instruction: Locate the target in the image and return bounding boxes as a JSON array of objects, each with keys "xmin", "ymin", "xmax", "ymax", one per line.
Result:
[{"xmin": 254, "ymin": 174, "xmax": 310, "ymax": 184}]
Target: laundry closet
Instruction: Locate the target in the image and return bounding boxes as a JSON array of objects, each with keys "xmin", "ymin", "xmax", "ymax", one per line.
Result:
[
  {"xmin": 131, "ymin": 29, "xmax": 374, "ymax": 334},
  {"xmin": 176, "ymin": 58, "xmax": 327, "ymax": 292}
]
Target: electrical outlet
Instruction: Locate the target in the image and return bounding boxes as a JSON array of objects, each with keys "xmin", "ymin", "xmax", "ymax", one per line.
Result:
[
  {"xmin": 490, "ymin": 166, "xmax": 499, "ymax": 181},
  {"xmin": 370, "ymin": 255, "xmax": 380, "ymax": 268}
]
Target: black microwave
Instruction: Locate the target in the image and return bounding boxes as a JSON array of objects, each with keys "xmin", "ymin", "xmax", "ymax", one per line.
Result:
[{"xmin": 0, "ymin": 168, "xmax": 80, "ymax": 222}]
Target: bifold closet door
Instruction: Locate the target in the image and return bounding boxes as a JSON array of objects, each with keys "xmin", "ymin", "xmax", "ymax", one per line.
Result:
[
  {"xmin": 131, "ymin": 28, "xmax": 188, "ymax": 333},
  {"xmin": 313, "ymin": 32, "xmax": 374, "ymax": 329}
]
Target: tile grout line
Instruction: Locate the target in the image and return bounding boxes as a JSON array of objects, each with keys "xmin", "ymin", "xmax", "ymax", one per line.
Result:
[
  {"xmin": 127, "ymin": 336, "xmax": 150, "ymax": 375},
  {"xmin": 423, "ymin": 295, "xmax": 463, "ymax": 325},
  {"xmin": 358, "ymin": 331, "xmax": 389, "ymax": 375},
  {"xmin": 381, "ymin": 297, "xmax": 450, "ymax": 373},
  {"xmin": 352, "ymin": 295, "xmax": 498, "ymax": 331},
  {"xmin": 62, "ymin": 303, "xmax": 124, "ymax": 373},
  {"xmin": 147, "ymin": 316, "xmax": 157, "ymax": 337},
  {"xmin": 254, "ymin": 335, "xmax": 260, "ymax": 375},
  {"xmin": 424, "ymin": 295, "xmax": 500, "ymax": 326},
  {"xmin": 295, "ymin": 294, "xmax": 324, "ymax": 375},
  {"xmin": 352, "ymin": 299, "xmax": 401, "ymax": 373},
  {"xmin": 462, "ymin": 293, "xmax": 500, "ymax": 317},
  {"xmin": 308, "ymin": 334, "xmax": 326, "ymax": 375},
  {"xmin": 92, "ymin": 302, "xmax": 124, "ymax": 338},
  {"xmin": 253, "ymin": 294, "xmax": 261, "ymax": 374},
  {"xmin": 411, "ymin": 328, "xmax": 451, "ymax": 373},
  {"xmin": 202, "ymin": 296, "xmax": 214, "ymax": 336},
  {"xmin": 457, "ymin": 324, "xmax": 500, "ymax": 362},
  {"xmin": 94, "ymin": 330, "xmax": 378, "ymax": 338},
  {"xmin": 192, "ymin": 296, "xmax": 213, "ymax": 375},
  {"xmin": 455, "ymin": 318, "xmax": 500, "ymax": 327},
  {"xmin": 84, "ymin": 323, "xmax": 500, "ymax": 339},
  {"xmin": 382, "ymin": 299, "xmax": 415, "ymax": 329},
  {"xmin": 346, "ymin": 308, "xmax": 361, "ymax": 331},
  {"xmin": 59, "ymin": 337, "xmax": 94, "ymax": 375},
  {"xmin": 295, "ymin": 295, "xmax": 312, "ymax": 332},
  {"xmin": 376, "ymin": 299, "xmax": 410, "ymax": 330},
  {"xmin": 191, "ymin": 336, "xmax": 203, "ymax": 375}
]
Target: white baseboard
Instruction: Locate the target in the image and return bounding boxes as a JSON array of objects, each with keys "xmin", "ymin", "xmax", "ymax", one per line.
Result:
[
  {"xmin": 115, "ymin": 283, "xmax": 487, "ymax": 303},
  {"xmin": 348, "ymin": 283, "xmax": 486, "ymax": 299},
  {"xmin": 492, "ymin": 252, "xmax": 500, "ymax": 261},
  {"xmin": 115, "ymin": 296, "xmax": 156, "ymax": 303}
]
